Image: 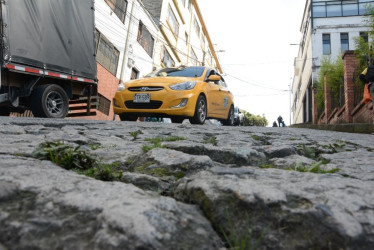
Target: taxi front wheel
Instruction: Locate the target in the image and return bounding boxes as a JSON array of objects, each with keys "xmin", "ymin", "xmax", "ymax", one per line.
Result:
[{"xmin": 190, "ymin": 95, "xmax": 206, "ymax": 125}]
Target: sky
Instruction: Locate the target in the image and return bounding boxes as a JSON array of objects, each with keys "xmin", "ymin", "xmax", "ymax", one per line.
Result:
[{"xmin": 198, "ymin": 0, "xmax": 306, "ymax": 126}]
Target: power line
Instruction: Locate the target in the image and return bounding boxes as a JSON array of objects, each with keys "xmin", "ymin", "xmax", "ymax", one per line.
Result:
[{"xmin": 225, "ymin": 73, "xmax": 290, "ymax": 92}]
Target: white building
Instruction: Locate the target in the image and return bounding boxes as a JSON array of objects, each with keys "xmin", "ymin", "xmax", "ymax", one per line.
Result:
[
  {"xmin": 141, "ymin": 0, "xmax": 222, "ymax": 72},
  {"xmin": 292, "ymin": 0, "xmax": 372, "ymax": 124},
  {"xmin": 95, "ymin": 0, "xmax": 159, "ymax": 81}
]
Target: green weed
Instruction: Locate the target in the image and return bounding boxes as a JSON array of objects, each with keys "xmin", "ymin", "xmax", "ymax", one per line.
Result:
[
  {"xmin": 129, "ymin": 130, "xmax": 143, "ymax": 141},
  {"xmin": 32, "ymin": 141, "xmax": 123, "ymax": 181},
  {"xmin": 220, "ymin": 209, "xmax": 268, "ymax": 250},
  {"xmin": 204, "ymin": 136, "xmax": 218, "ymax": 146},
  {"xmin": 143, "ymin": 136, "xmax": 185, "ymax": 152},
  {"xmin": 293, "ymin": 161, "xmax": 339, "ymax": 174}
]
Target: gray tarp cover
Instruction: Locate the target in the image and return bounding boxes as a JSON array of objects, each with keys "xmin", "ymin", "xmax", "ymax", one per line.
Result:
[{"xmin": 3, "ymin": 0, "xmax": 97, "ymax": 80}]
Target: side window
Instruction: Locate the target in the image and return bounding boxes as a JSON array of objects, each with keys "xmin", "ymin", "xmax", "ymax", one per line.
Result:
[
  {"xmin": 104, "ymin": 0, "xmax": 128, "ymax": 23},
  {"xmin": 219, "ymin": 76, "xmax": 227, "ymax": 87},
  {"xmin": 96, "ymin": 30, "xmax": 119, "ymax": 76}
]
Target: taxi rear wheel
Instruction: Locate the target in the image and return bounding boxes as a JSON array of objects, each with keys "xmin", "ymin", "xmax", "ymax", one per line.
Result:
[
  {"xmin": 222, "ymin": 105, "xmax": 234, "ymax": 126},
  {"xmin": 119, "ymin": 114, "xmax": 138, "ymax": 121},
  {"xmin": 190, "ymin": 95, "xmax": 206, "ymax": 125}
]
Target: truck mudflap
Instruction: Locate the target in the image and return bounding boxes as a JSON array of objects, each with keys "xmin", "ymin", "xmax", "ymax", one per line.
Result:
[{"xmin": 4, "ymin": 63, "xmax": 96, "ymax": 84}]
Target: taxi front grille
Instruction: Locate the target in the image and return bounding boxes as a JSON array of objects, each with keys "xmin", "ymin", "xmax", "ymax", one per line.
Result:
[
  {"xmin": 125, "ymin": 101, "xmax": 163, "ymax": 109},
  {"xmin": 128, "ymin": 87, "xmax": 164, "ymax": 92}
]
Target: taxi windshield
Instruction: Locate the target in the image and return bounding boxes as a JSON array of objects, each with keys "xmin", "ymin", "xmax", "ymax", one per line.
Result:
[{"xmin": 147, "ymin": 66, "xmax": 205, "ymax": 78}]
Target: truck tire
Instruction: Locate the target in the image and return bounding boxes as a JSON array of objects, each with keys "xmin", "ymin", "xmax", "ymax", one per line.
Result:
[
  {"xmin": 31, "ymin": 84, "xmax": 69, "ymax": 118},
  {"xmin": 0, "ymin": 107, "xmax": 10, "ymax": 116}
]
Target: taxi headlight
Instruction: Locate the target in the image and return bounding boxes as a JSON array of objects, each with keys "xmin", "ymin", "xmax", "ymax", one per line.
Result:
[
  {"xmin": 170, "ymin": 81, "xmax": 197, "ymax": 90},
  {"xmin": 117, "ymin": 82, "xmax": 125, "ymax": 92}
]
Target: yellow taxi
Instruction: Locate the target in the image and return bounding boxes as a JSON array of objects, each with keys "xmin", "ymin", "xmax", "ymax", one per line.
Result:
[{"xmin": 113, "ymin": 66, "xmax": 235, "ymax": 125}]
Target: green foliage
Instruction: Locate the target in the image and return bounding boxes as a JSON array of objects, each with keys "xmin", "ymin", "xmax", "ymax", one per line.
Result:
[
  {"xmin": 129, "ymin": 130, "xmax": 143, "ymax": 141},
  {"xmin": 32, "ymin": 141, "xmax": 123, "ymax": 181},
  {"xmin": 241, "ymin": 110, "xmax": 268, "ymax": 127},
  {"xmin": 315, "ymin": 56, "xmax": 344, "ymax": 113},
  {"xmin": 354, "ymin": 6, "xmax": 374, "ymax": 85},
  {"xmin": 289, "ymin": 161, "xmax": 339, "ymax": 174},
  {"xmin": 204, "ymin": 136, "xmax": 218, "ymax": 146},
  {"xmin": 142, "ymin": 136, "xmax": 185, "ymax": 152},
  {"xmin": 220, "ymin": 209, "xmax": 268, "ymax": 250}
]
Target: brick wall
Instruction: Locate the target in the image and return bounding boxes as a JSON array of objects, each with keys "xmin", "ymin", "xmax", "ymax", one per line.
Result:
[
  {"xmin": 343, "ymin": 51, "xmax": 357, "ymax": 123},
  {"xmin": 317, "ymin": 51, "xmax": 373, "ymax": 124},
  {"xmin": 79, "ymin": 63, "xmax": 119, "ymax": 121}
]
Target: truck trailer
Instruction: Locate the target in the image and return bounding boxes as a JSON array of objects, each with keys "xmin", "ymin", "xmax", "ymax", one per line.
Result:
[{"xmin": 0, "ymin": 0, "xmax": 98, "ymax": 118}]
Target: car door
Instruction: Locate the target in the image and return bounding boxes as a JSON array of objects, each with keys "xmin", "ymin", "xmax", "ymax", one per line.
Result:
[
  {"xmin": 216, "ymin": 77, "xmax": 231, "ymax": 117},
  {"xmin": 205, "ymin": 70, "xmax": 222, "ymax": 116}
]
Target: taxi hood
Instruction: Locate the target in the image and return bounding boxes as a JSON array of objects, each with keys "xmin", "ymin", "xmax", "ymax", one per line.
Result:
[{"xmin": 125, "ymin": 76, "xmax": 202, "ymax": 87}]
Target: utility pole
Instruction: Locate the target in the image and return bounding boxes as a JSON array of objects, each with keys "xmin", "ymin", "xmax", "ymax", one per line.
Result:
[{"xmin": 119, "ymin": 0, "xmax": 136, "ymax": 85}]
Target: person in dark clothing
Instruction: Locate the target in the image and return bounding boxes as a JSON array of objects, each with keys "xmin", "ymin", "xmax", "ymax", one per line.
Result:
[
  {"xmin": 359, "ymin": 65, "xmax": 374, "ymax": 117},
  {"xmin": 272, "ymin": 121, "xmax": 278, "ymax": 127},
  {"xmin": 277, "ymin": 115, "xmax": 285, "ymax": 127}
]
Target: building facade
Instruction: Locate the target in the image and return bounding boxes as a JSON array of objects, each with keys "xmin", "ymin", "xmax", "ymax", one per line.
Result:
[
  {"xmin": 91, "ymin": 0, "xmax": 159, "ymax": 120},
  {"xmin": 292, "ymin": 0, "xmax": 373, "ymax": 124},
  {"xmin": 141, "ymin": 0, "xmax": 222, "ymax": 72}
]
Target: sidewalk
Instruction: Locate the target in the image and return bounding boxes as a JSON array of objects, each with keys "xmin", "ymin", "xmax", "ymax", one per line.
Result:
[{"xmin": 291, "ymin": 123, "xmax": 374, "ymax": 134}]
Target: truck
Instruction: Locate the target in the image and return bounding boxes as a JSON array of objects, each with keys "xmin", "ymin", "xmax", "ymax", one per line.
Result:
[{"xmin": 0, "ymin": 0, "xmax": 98, "ymax": 118}]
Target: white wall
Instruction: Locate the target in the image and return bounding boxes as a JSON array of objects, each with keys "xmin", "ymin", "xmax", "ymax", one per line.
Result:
[{"xmin": 95, "ymin": 0, "xmax": 158, "ymax": 81}]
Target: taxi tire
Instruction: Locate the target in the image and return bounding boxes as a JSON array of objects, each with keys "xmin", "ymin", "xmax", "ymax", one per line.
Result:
[
  {"xmin": 222, "ymin": 105, "xmax": 234, "ymax": 126},
  {"xmin": 190, "ymin": 95, "xmax": 206, "ymax": 125},
  {"xmin": 119, "ymin": 114, "xmax": 138, "ymax": 121}
]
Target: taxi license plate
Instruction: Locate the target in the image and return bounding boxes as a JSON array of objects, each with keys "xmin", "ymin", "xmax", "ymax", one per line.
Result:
[{"xmin": 133, "ymin": 93, "xmax": 150, "ymax": 103}]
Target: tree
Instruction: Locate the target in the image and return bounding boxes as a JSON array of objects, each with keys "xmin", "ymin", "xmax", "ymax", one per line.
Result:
[{"xmin": 241, "ymin": 110, "xmax": 268, "ymax": 127}]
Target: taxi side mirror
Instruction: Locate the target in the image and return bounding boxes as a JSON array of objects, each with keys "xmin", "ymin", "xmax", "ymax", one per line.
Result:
[{"xmin": 208, "ymin": 75, "xmax": 221, "ymax": 82}]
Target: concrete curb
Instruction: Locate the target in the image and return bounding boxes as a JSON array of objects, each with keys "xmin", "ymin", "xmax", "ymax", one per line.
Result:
[{"xmin": 291, "ymin": 123, "xmax": 374, "ymax": 134}]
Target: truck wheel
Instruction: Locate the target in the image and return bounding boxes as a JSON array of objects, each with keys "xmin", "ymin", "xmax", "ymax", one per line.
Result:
[
  {"xmin": 0, "ymin": 107, "xmax": 10, "ymax": 116},
  {"xmin": 31, "ymin": 84, "xmax": 69, "ymax": 118}
]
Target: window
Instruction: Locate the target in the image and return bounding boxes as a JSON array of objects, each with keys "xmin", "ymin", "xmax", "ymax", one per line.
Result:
[
  {"xmin": 343, "ymin": 2, "xmax": 359, "ymax": 16},
  {"xmin": 327, "ymin": 2, "xmax": 342, "ymax": 17},
  {"xmin": 130, "ymin": 68, "xmax": 139, "ymax": 80},
  {"xmin": 194, "ymin": 17, "xmax": 200, "ymax": 37},
  {"xmin": 104, "ymin": 0, "xmax": 128, "ymax": 23},
  {"xmin": 188, "ymin": 0, "xmax": 192, "ymax": 11},
  {"xmin": 359, "ymin": 0, "xmax": 373, "ymax": 15},
  {"xmin": 98, "ymin": 94, "xmax": 111, "ymax": 116},
  {"xmin": 312, "ymin": 0, "xmax": 374, "ymax": 18},
  {"xmin": 360, "ymin": 32, "xmax": 369, "ymax": 43},
  {"xmin": 201, "ymin": 33, "xmax": 205, "ymax": 48},
  {"xmin": 190, "ymin": 48, "xmax": 198, "ymax": 66},
  {"xmin": 137, "ymin": 21, "xmax": 155, "ymax": 58},
  {"xmin": 323, "ymin": 34, "xmax": 331, "ymax": 55},
  {"xmin": 167, "ymin": 5, "xmax": 179, "ymax": 36},
  {"xmin": 96, "ymin": 30, "xmax": 120, "ymax": 76},
  {"xmin": 340, "ymin": 33, "xmax": 349, "ymax": 53},
  {"xmin": 162, "ymin": 47, "xmax": 175, "ymax": 67}
]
